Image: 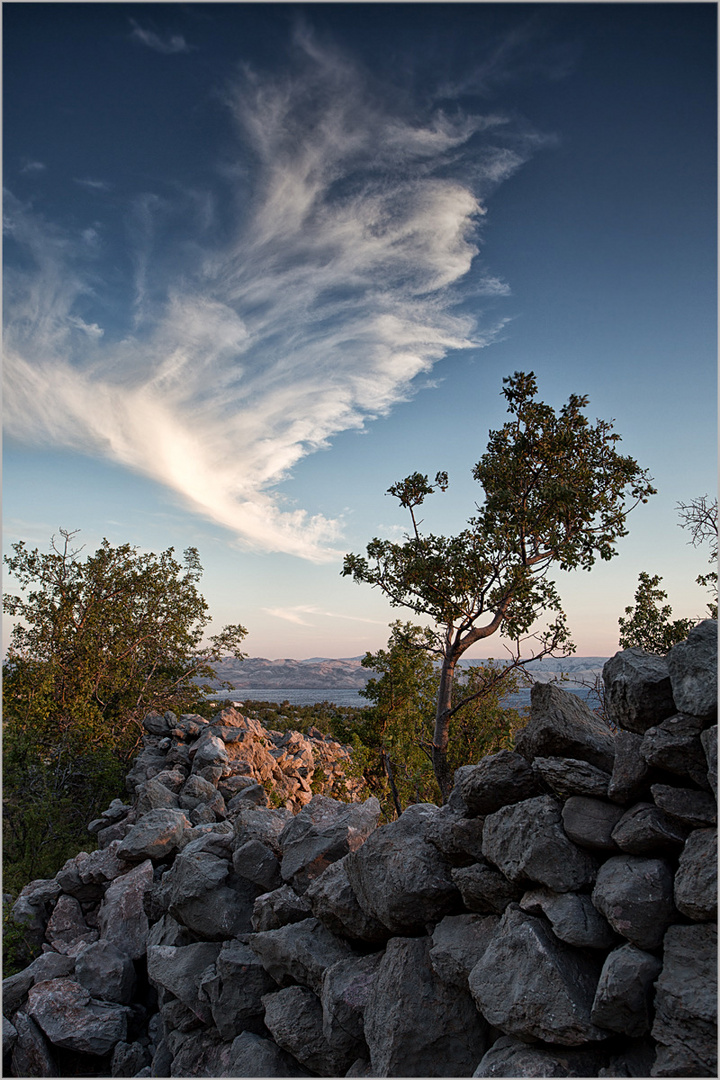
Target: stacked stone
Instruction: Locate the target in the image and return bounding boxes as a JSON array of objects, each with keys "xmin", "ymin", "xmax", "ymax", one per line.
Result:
[{"xmin": 2, "ymin": 624, "xmax": 716, "ymax": 1078}]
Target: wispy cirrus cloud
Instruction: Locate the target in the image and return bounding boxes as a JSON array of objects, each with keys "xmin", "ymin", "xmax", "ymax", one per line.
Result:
[
  {"xmin": 129, "ymin": 19, "xmax": 192, "ymax": 55},
  {"xmin": 264, "ymin": 606, "xmax": 387, "ymax": 627},
  {"xmin": 3, "ymin": 32, "xmax": 545, "ymax": 562}
]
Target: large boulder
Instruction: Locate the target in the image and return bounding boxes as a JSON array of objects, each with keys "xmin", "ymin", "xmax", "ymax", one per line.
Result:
[
  {"xmin": 320, "ymin": 953, "xmax": 383, "ymax": 1064},
  {"xmin": 74, "ymin": 940, "xmax": 136, "ymax": 1004},
  {"xmin": 115, "ymin": 809, "xmax": 190, "ymax": 862},
  {"xmin": 666, "ymin": 619, "xmax": 717, "ymax": 720},
  {"xmin": 468, "ymin": 905, "xmax": 607, "ymax": 1046},
  {"xmin": 451, "ymin": 861, "xmax": 523, "ymax": 914},
  {"xmin": 651, "ymin": 922, "xmax": 717, "ymax": 1077},
  {"xmin": 608, "ymin": 730, "xmax": 652, "ymax": 804},
  {"xmin": 305, "ymin": 856, "xmax": 389, "ymax": 943},
  {"xmin": 515, "ymin": 683, "xmax": 616, "ymax": 771},
  {"xmin": 222, "ymin": 1030, "xmax": 312, "ymax": 1077},
  {"xmin": 345, "ymin": 804, "xmax": 460, "ymax": 933},
  {"xmin": 640, "ymin": 713, "xmax": 711, "ymax": 789},
  {"xmin": 278, "ymin": 795, "xmax": 381, "ymax": 893},
  {"xmin": 43, "ymin": 895, "xmax": 98, "ymax": 957},
  {"xmin": 591, "ymin": 855, "xmax": 676, "ymax": 950},
  {"xmin": 482, "ymin": 795, "xmax": 598, "ymax": 891},
  {"xmin": 26, "ymin": 978, "xmax": 128, "ymax": 1056},
  {"xmin": 603, "ymin": 649, "xmax": 676, "ymax": 734},
  {"xmin": 519, "ymin": 887, "xmax": 617, "ymax": 950},
  {"xmin": 146, "ymin": 942, "xmax": 222, "ymax": 1023},
  {"xmin": 532, "ymin": 756, "xmax": 612, "ymax": 799},
  {"xmin": 610, "ymin": 802, "xmax": 688, "ymax": 855},
  {"xmin": 673, "ymin": 827, "xmax": 717, "ymax": 921},
  {"xmin": 363, "ymin": 935, "xmax": 489, "ymax": 1077},
  {"xmin": 251, "ymin": 884, "xmax": 313, "ymax": 932},
  {"xmin": 561, "ymin": 795, "xmax": 624, "ymax": 852},
  {"xmin": 248, "ymin": 917, "xmax": 354, "ymax": 994},
  {"xmin": 429, "ymin": 913, "xmax": 500, "ymax": 987},
  {"xmin": 9, "ymin": 1012, "xmax": 58, "ymax": 1078},
  {"xmin": 454, "ymin": 750, "xmax": 539, "ymax": 815},
  {"xmin": 590, "ymin": 943, "xmax": 662, "ymax": 1037},
  {"xmin": 473, "ymin": 1034, "xmax": 606, "ymax": 1078},
  {"xmin": 262, "ymin": 985, "xmax": 353, "ymax": 1077},
  {"xmin": 200, "ymin": 940, "xmax": 276, "ymax": 1040},
  {"xmin": 97, "ymin": 859, "xmax": 153, "ymax": 960}
]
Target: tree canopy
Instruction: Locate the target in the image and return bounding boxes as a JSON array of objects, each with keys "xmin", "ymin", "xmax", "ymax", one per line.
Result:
[
  {"xmin": 2, "ymin": 529, "xmax": 247, "ymax": 889},
  {"xmin": 343, "ymin": 371, "xmax": 656, "ymax": 800}
]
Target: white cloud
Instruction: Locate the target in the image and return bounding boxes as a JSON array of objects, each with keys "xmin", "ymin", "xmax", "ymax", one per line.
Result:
[
  {"xmin": 3, "ymin": 35, "xmax": 544, "ymax": 562},
  {"xmin": 129, "ymin": 20, "xmax": 191, "ymax": 55},
  {"xmin": 20, "ymin": 159, "xmax": 46, "ymax": 175},
  {"xmin": 74, "ymin": 178, "xmax": 113, "ymax": 192}
]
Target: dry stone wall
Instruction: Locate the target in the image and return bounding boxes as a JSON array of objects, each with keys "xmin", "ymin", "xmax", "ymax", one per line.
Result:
[{"xmin": 3, "ymin": 620, "xmax": 717, "ymax": 1077}]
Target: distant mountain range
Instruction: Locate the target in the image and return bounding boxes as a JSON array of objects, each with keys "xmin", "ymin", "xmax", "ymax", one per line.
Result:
[{"xmin": 209, "ymin": 654, "xmax": 609, "ymax": 692}]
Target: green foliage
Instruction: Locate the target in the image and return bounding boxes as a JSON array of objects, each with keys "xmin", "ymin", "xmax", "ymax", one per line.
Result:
[
  {"xmin": 344, "ymin": 371, "xmax": 655, "ymax": 799},
  {"xmin": 345, "ymin": 622, "xmax": 527, "ymax": 817},
  {"xmin": 3, "ymin": 530, "xmax": 248, "ymax": 891},
  {"xmin": 619, "ymin": 496, "xmax": 718, "ymax": 653},
  {"xmin": 618, "ymin": 573, "xmax": 696, "ymax": 653}
]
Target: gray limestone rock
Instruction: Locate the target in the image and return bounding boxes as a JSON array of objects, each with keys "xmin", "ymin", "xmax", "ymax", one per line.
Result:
[
  {"xmin": 590, "ymin": 944, "xmax": 662, "ymax": 1037},
  {"xmin": 561, "ymin": 796, "xmax": 624, "ymax": 851},
  {"xmin": 345, "ymin": 803, "xmax": 460, "ymax": 934},
  {"xmin": 451, "ymin": 861, "xmax": 524, "ymax": 914},
  {"xmin": 203, "ymin": 939, "xmax": 276, "ymax": 1040},
  {"xmin": 251, "ymin": 883, "xmax": 313, "ymax": 931},
  {"xmin": 116, "ymin": 809, "xmax": 190, "ymax": 863},
  {"xmin": 262, "ymin": 985, "xmax": 353, "ymax": 1077},
  {"xmin": 223, "ymin": 1029, "xmax": 312, "ymax": 1076},
  {"xmin": 603, "ymin": 649, "xmax": 676, "ymax": 734},
  {"xmin": 135, "ymin": 777, "xmax": 180, "ymax": 816},
  {"xmin": 483, "ymin": 795, "xmax": 598, "ymax": 891},
  {"xmin": 232, "ymin": 838, "xmax": 283, "ymax": 892},
  {"xmin": 248, "ymin": 916, "xmax": 354, "ymax": 994},
  {"xmin": 520, "ymin": 887, "xmax": 617, "ymax": 950},
  {"xmin": 158, "ymin": 847, "xmax": 229, "ymax": 907},
  {"xmin": 320, "ymin": 952, "xmax": 383, "ymax": 1063},
  {"xmin": 473, "ymin": 1035, "xmax": 606, "ymax": 1077},
  {"xmin": 364, "ymin": 935, "xmax": 489, "ymax": 1077},
  {"xmin": 75, "ymin": 940, "xmax": 136, "ymax": 1004},
  {"xmin": 651, "ymin": 782, "xmax": 717, "ymax": 827},
  {"xmin": 640, "ymin": 713, "xmax": 711, "ymax": 789},
  {"xmin": 146, "ymin": 942, "xmax": 221, "ymax": 1023},
  {"xmin": 423, "ymin": 803, "xmax": 486, "ymax": 865},
  {"xmin": 3, "ymin": 953, "xmax": 75, "ymax": 1018},
  {"xmin": 429, "ymin": 913, "xmax": 500, "ymax": 987},
  {"xmin": 666, "ymin": 619, "xmax": 717, "ymax": 720},
  {"xmin": 233, "ymin": 805, "xmax": 294, "ymax": 857},
  {"xmin": 468, "ymin": 905, "xmax": 607, "ymax": 1046},
  {"xmin": 651, "ymin": 922, "xmax": 717, "ymax": 1077},
  {"xmin": 10, "ymin": 1012, "xmax": 58, "ymax": 1078},
  {"xmin": 598, "ymin": 1039, "xmax": 657, "ymax": 1077},
  {"xmin": 278, "ymin": 794, "xmax": 381, "ymax": 894},
  {"xmin": 700, "ymin": 725, "xmax": 717, "ymax": 798},
  {"xmin": 44, "ymin": 894, "xmax": 98, "ymax": 957},
  {"xmin": 515, "ymin": 683, "xmax": 616, "ymax": 771},
  {"xmin": 27, "ymin": 977, "xmax": 129, "ymax": 1055},
  {"xmin": 54, "ymin": 843, "xmax": 130, "ymax": 901},
  {"xmin": 533, "ymin": 756, "xmax": 612, "ymax": 799},
  {"xmin": 591, "ymin": 855, "xmax": 676, "ymax": 950},
  {"xmin": 110, "ymin": 1039, "xmax": 152, "ymax": 1077},
  {"xmin": 455, "ymin": 750, "xmax": 539, "ymax": 815},
  {"xmin": 143, "ymin": 711, "xmax": 171, "ymax": 735},
  {"xmin": 3, "ymin": 1014, "xmax": 18, "ymax": 1057},
  {"xmin": 169, "ymin": 875, "xmax": 258, "ymax": 940},
  {"xmin": 305, "ymin": 856, "xmax": 389, "ymax": 944},
  {"xmin": 673, "ymin": 827, "xmax": 717, "ymax": 921},
  {"xmin": 97, "ymin": 859, "xmax": 153, "ymax": 960},
  {"xmin": 610, "ymin": 802, "xmax": 688, "ymax": 854},
  {"xmin": 178, "ymin": 774, "xmax": 225, "ymax": 816},
  {"xmin": 190, "ymin": 731, "xmax": 229, "ymax": 771},
  {"xmin": 608, "ymin": 730, "xmax": 652, "ymax": 804}
]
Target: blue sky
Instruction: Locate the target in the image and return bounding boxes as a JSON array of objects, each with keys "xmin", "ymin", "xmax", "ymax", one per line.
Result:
[{"xmin": 3, "ymin": 2, "xmax": 717, "ymax": 660}]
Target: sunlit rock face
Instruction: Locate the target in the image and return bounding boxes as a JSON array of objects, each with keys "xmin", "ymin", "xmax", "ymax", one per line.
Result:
[{"xmin": 3, "ymin": 628, "xmax": 718, "ymax": 1078}]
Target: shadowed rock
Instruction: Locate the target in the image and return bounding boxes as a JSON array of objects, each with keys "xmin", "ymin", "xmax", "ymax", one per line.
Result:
[
  {"xmin": 27, "ymin": 978, "xmax": 128, "ymax": 1056},
  {"xmin": 651, "ymin": 922, "xmax": 717, "ymax": 1077},
  {"xmin": 673, "ymin": 827, "xmax": 717, "ymax": 921},
  {"xmin": 590, "ymin": 943, "xmax": 662, "ymax": 1037},
  {"xmin": 666, "ymin": 619, "xmax": 718, "ymax": 720},
  {"xmin": 515, "ymin": 683, "xmax": 616, "ymax": 771},
  {"xmin": 603, "ymin": 649, "xmax": 676, "ymax": 734},
  {"xmin": 591, "ymin": 855, "xmax": 676, "ymax": 950}
]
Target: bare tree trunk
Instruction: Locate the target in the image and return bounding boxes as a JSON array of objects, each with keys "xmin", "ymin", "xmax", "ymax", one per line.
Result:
[{"xmin": 432, "ymin": 652, "xmax": 456, "ymax": 803}]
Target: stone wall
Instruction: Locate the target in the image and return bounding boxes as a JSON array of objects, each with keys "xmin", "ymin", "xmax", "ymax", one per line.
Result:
[{"xmin": 3, "ymin": 620, "xmax": 717, "ymax": 1078}]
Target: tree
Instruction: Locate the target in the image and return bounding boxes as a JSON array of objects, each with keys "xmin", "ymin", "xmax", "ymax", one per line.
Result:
[
  {"xmin": 618, "ymin": 572, "xmax": 695, "ymax": 653},
  {"xmin": 618, "ymin": 495, "xmax": 718, "ymax": 652},
  {"xmin": 342, "ymin": 622, "xmax": 525, "ymax": 817},
  {"xmin": 343, "ymin": 371, "xmax": 656, "ymax": 801},
  {"xmin": 3, "ymin": 529, "xmax": 247, "ymax": 887}
]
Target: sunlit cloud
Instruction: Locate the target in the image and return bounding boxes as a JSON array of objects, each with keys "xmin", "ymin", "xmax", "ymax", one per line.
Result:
[
  {"xmin": 264, "ymin": 605, "xmax": 387, "ymax": 627},
  {"xmin": 129, "ymin": 20, "xmax": 191, "ymax": 55},
  {"xmin": 3, "ymin": 32, "xmax": 545, "ymax": 562}
]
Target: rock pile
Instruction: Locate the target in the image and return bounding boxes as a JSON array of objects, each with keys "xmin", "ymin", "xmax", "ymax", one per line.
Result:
[{"xmin": 3, "ymin": 621, "xmax": 717, "ymax": 1077}]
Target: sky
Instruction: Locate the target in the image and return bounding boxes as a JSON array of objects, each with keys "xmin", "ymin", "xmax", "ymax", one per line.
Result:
[{"xmin": 3, "ymin": 2, "xmax": 717, "ymax": 662}]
